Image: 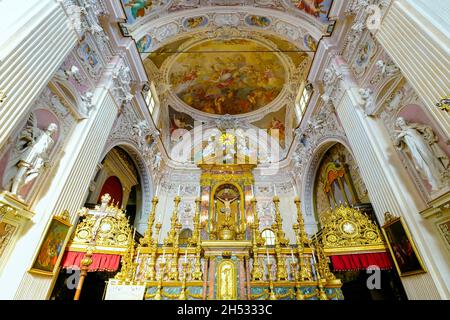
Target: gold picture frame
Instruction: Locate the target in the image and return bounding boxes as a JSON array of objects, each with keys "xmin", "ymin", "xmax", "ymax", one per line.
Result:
[
  {"xmin": 382, "ymin": 214, "xmax": 426, "ymax": 277},
  {"xmin": 29, "ymin": 212, "xmax": 72, "ymax": 276}
]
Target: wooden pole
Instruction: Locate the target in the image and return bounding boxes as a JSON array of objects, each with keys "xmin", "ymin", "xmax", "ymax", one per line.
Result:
[{"xmin": 74, "ymin": 248, "xmax": 93, "ymax": 300}]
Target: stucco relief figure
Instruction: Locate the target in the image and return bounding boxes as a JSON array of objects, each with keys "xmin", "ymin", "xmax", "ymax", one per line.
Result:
[
  {"xmin": 395, "ymin": 117, "xmax": 449, "ymax": 191},
  {"xmin": 375, "ymin": 60, "xmax": 400, "ymax": 78},
  {"xmin": 10, "ymin": 123, "xmax": 58, "ymax": 197}
]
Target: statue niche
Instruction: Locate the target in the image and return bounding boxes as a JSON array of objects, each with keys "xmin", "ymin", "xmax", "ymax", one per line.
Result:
[{"xmin": 210, "ymin": 184, "xmax": 246, "ymax": 240}]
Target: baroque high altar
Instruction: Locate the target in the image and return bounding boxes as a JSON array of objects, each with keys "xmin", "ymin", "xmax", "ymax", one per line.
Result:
[{"xmin": 87, "ymin": 163, "xmax": 344, "ymax": 300}]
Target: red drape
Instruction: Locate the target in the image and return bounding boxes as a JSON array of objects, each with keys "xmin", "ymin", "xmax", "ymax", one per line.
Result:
[
  {"xmin": 98, "ymin": 176, "xmax": 123, "ymax": 208},
  {"xmin": 331, "ymin": 253, "xmax": 393, "ymax": 271},
  {"xmin": 61, "ymin": 251, "xmax": 121, "ymax": 272}
]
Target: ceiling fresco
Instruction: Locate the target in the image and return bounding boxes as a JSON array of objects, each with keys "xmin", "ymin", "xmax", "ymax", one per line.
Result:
[
  {"xmin": 121, "ymin": 0, "xmax": 170, "ymax": 24},
  {"xmin": 121, "ymin": 1, "xmax": 335, "ymax": 27},
  {"xmin": 292, "ymin": 0, "xmax": 334, "ymax": 23},
  {"xmin": 168, "ymin": 39, "xmax": 286, "ymax": 115}
]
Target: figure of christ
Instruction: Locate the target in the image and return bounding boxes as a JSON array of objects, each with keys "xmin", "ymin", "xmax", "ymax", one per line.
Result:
[{"xmin": 216, "ymin": 192, "xmax": 239, "ymax": 223}]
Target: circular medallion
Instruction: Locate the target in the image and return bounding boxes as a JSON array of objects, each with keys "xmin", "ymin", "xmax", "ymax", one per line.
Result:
[{"xmin": 340, "ymin": 221, "xmax": 357, "ymax": 236}]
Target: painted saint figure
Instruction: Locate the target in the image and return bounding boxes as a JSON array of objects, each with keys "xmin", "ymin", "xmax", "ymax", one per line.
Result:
[
  {"xmin": 10, "ymin": 123, "xmax": 58, "ymax": 197},
  {"xmin": 395, "ymin": 117, "xmax": 449, "ymax": 191}
]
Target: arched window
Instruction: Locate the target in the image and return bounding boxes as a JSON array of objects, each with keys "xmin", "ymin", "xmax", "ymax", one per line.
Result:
[{"xmin": 261, "ymin": 229, "xmax": 276, "ymax": 246}]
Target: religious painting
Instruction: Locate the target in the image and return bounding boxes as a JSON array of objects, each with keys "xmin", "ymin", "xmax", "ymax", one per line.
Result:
[
  {"xmin": 352, "ymin": 34, "xmax": 377, "ymax": 76},
  {"xmin": 121, "ymin": 0, "xmax": 169, "ymax": 24},
  {"xmin": 252, "ymin": 107, "xmax": 287, "ymax": 148},
  {"xmin": 79, "ymin": 42, "xmax": 98, "ymax": 69},
  {"xmin": 382, "ymin": 216, "xmax": 426, "ymax": 277},
  {"xmin": 29, "ymin": 215, "xmax": 72, "ymax": 276},
  {"xmin": 136, "ymin": 35, "xmax": 152, "ymax": 53},
  {"xmin": 293, "ymin": 0, "xmax": 334, "ymax": 23},
  {"xmin": 169, "ymin": 39, "xmax": 286, "ymax": 115},
  {"xmin": 262, "ymin": 34, "xmax": 310, "ymax": 68},
  {"xmin": 169, "ymin": 106, "xmax": 194, "ymax": 143},
  {"xmin": 183, "ymin": 16, "xmax": 208, "ymax": 29},
  {"xmin": 217, "ymin": 260, "xmax": 237, "ymax": 300},
  {"xmin": 245, "ymin": 15, "xmax": 271, "ymax": 28},
  {"xmin": 314, "ymin": 143, "xmax": 370, "ymax": 216}
]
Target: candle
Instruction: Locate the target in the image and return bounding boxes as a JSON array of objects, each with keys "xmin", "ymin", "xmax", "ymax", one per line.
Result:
[
  {"xmin": 155, "ymin": 184, "xmax": 160, "ymax": 197},
  {"xmin": 136, "ymin": 249, "xmax": 141, "ymax": 263},
  {"xmin": 273, "ymin": 184, "xmax": 277, "ymax": 197},
  {"xmin": 177, "ymin": 185, "xmax": 181, "ymax": 196},
  {"xmin": 133, "ymin": 227, "xmax": 136, "ymax": 239},
  {"xmin": 162, "ymin": 249, "xmax": 166, "ymax": 262},
  {"xmin": 184, "ymin": 250, "xmax": 188, "ymax": 263},
  {"xmin": 293, "ymin": 183, "xmax": 298, "ymax": 197}
]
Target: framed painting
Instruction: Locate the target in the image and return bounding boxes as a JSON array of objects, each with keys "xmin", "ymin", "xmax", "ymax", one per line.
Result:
[
  {"xmin": 29, "ymin": 213, "xmax": 72, "ymax": 276},
  {"xmin": 382, "ymin": 215, "xmax": 426, "ymax": 277}
]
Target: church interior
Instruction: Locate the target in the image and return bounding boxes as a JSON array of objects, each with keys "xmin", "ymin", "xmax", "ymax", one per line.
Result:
[{"xmin": 0, "ymin": 0, "xmax": 448, "ymax": 301}]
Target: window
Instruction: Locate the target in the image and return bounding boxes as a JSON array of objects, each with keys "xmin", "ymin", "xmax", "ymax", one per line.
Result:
[
  {"xmin": 261, "ymin": 229, "xmax": 276, "ymax": 246},
  {"xmin": 295, "ymin": 84, "xmax": 313, "ymax": 124},
  {"xmin": 143, "ymin": 83, "xmax": 157, "ymax": 116}
]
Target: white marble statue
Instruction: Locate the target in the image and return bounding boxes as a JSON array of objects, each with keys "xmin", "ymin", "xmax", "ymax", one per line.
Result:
[
  {"xmin": 153, "ymin": 152, "xmax": 162, "ymax": 171},
  {"xmin": 395, "ymin": 117, "xmax": 449, "ymax": 191},
  {"xmin": 359, "ymin": 88, "xmax": 375, "ymax": 114},
  {"xmin": 81, "ymin": 91, "xmax": 94, "ymax": 115},
  {"xmin": 10, "ymin": 123, "xmax": 58, "ymax": 196},
  {"xmin": 376, "ymin": 60, "xmax": 400, "ymax": 77}
]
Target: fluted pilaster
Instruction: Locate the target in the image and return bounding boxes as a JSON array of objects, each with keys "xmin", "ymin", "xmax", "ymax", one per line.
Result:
[
  {"xmin": 376, "ymin": 0, "xmax": 450, "ymax": 133},
  {"xmin": 0, "ymin": 1, "xmax": 78, "ymax": 149}
]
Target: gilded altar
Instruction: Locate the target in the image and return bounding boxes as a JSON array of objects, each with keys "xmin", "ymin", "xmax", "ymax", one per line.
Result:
[
  {"xmin": 98, "ymin": 163, "xmax": 344, "ymax": 300},
  {"xmin": 199, "ymin": 163, "xmax": 256, "ymax": 241}
]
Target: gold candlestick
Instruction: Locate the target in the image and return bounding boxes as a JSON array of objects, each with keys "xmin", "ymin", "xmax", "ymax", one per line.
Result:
[
  {"xmin": 272, "ymin": 196, "xmax": 289, "ymax": 246},
  {"xmin": 168, "ymin": 224, "xmax": 181, "ymax": 281},
  {"xmin": 164, "ymin": 196, "xmax": 181, "ymax": 246},
  {"xmin": 271, "ymin": 222, "xmax": 288, "ymax": 281},
  {"xmin": 294, "ymin": 197, "xmax": 309, "ymax": 246},
  {"xmin": 140, "ymin": 196, "xmax": 159, "ymax": 247},
  {"xmin": 311, "ymin": 245, "xmax": 328, "ymax": 300},
  {"xmin": 289, "ymin": 261, "xmax": 298, "ymax": 280},
  {"xmin": 192, "ymin": 245, "xmax": 203, "ymax": 281},
  {"xmin": 179, "ymin": 262, "xmax": 189, "ymax": 300},
  {"xmin": 190, "ymin": 198, "xmax": 202, "ymax": 246},
  {"xmin": 267, "ymin": 262, "xmax": 277, "ymax": 300},
  {"xmin": 154, "ymin": 261, "xmax": 166, "ymax": 300}
]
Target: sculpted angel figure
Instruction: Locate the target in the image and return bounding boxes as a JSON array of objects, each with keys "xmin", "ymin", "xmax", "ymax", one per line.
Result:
[
  {"xmin": 10, "ymin": 123, "xmax": 58, "ymax": 196},
  {"xmin": 395, "ymin": 117, "xmax": 449, "ymax": 191}
]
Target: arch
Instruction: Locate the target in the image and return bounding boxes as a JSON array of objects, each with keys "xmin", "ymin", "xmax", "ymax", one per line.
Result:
[
  {"xmin": 100, "ymin": 141, "xmax": 153, "ymax": 232},
  {"xmin": 131, "ymin": 6, "xmax": 325, "ymax": 53},
  {"xmin": 261, "ymin": 228, "xmax": 276, "ymax": 246},
  {"xmin": 300, "ymin": 137, "xmax": 352, "ymax": 231},
  {"xmin": 210, "ymin": 181, "xmax": 245, "ymax": 224}
]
